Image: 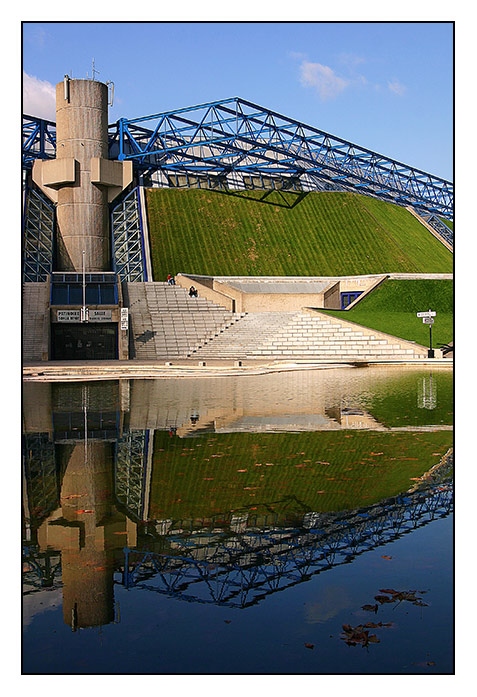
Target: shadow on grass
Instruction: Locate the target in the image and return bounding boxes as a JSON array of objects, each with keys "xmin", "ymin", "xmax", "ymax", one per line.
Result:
[{"xmin": 216, "ymin": 187, "xmax": 310, "ymax": 210}]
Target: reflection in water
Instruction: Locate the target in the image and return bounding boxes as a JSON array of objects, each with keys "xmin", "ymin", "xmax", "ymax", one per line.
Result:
[
  {"xmin": 22, "ymin": 368, "xmax": 453, "ymax": 638},
  {"xmin": 418, "ymin": 374, "xmax": 437, "ymax": 410}
]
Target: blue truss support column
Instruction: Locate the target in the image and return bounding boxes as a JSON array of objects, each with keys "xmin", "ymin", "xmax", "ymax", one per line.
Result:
[
  {"xmin": 111, "ymin": 188, "xmax": 148, "ymax": 282},
  {"xmin": 23, "ymin": 186, "xmax": 55, "ymax": 282}
]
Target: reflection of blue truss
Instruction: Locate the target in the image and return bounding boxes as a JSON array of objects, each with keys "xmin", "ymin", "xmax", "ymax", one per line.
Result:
[
  {"xmin": 115, "ymin": 430, "xmax": 150, "ymax": 521},
  {"xmin": 23, "ymin": 97, "xmax": 453, "ymax": 218},
  {"xmin": 22, "ymin": 546, "xmax": 62, "ymax": 593},
  {"xmin": 118, "ymin": 480, "xmax": 453, "ymax": 609}
]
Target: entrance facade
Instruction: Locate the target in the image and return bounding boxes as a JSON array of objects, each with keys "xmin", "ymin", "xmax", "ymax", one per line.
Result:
[{"xmin": 51, "ymin": 323, "xmax": 118, "ymax": 360}]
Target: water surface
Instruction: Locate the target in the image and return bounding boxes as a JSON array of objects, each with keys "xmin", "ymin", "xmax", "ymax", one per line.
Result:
[{"xmin": 22, "ymin": 367, "xmax": 453, "ymax": 674}]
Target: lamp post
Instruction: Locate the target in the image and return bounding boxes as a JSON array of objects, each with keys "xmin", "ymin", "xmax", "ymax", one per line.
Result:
[{"xmin": 81, "ymin": 250, "xmax": 88, "ymax": 323}]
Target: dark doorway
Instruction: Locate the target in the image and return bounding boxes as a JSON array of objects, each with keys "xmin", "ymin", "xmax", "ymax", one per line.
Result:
[{"xmin": 52, "ymin": 323, "xmax": 118, "ymax": 360}]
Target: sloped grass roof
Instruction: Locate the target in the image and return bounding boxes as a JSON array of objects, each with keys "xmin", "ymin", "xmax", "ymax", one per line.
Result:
[{"xmin": 146, "ymin": 189, "xmax": 453, "ymax": 279}]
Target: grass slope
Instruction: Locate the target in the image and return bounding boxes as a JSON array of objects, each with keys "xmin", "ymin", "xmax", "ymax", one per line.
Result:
[
  {"xmin": 146, "ymin": 189, "xmax": 453, "ymax": 279},
  {"xmin": 321, "ymin": 279, "xmax": 453, "ymax": 346}
]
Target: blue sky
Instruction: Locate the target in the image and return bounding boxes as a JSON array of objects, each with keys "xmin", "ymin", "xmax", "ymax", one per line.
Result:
[{"xmin": 23, "ymin": 21, "xmax": 453, "ymax": 180}]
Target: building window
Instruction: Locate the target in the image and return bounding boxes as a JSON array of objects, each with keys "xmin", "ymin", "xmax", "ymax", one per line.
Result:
[
  {"xmin": 341, "ymin": 291, "xmax": 362, "ymax": 309},
  {"xmin": 51, "ymin": 281, "xmax": 117, "ymax": 305}
]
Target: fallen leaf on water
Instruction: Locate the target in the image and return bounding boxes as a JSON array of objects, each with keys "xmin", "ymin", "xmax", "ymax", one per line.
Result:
[
  {"xmin": 375, "ymin": 595, "xmax": 395, "ymax": 604},
  {"xmin": 341, "ymin": 624, "xmax": 380, "ymax": 647},
  {"xmin": 413, "ymin": 661, "xmax": 436, "ymax": 667},
  {"xmin": 75, "ymin": 509, "xmax": 94, "ymax": 514},
  {"xmin": 381, "ymin": 555, "xmax": 392, "ymax": 560},
  {"xmin": 304, "ymin": 643, "xmax": 314, "ymax": 649},
  {"xmin": 113, "ymin": 531, "xmax": 128, "ymax": 535},
  {"xmin": 362, "ymin": 604, "xmax": 378, "ymax": 613},
  {"xmin": 224, "ymin": 620, "xmax": 232, "ymax": 624},
  {"xmin": 62, "ymin": 494, "xmax": 84, "ymax": 500}
]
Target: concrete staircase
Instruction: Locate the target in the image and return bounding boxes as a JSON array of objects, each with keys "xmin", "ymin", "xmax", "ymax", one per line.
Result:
[
  {"xmin": 192, "ymin": 310, "xmax": 429, "ymax": 361},
  {"xmin": 125, "ymin": 282, "xmax": 244, "ymax": 359},
  {"xmin": 23, "ymin": 282, "xmax": 49, "ymax": 361}
]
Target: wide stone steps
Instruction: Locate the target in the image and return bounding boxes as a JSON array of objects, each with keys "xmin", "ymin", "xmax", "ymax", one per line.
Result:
[
  {"xmin": 125, "ymin": 282, "xmax": 242, "ymax": 359},
  {"xmin": 192, "ymin": 311, "xmax": 427, "ymax": 360}
]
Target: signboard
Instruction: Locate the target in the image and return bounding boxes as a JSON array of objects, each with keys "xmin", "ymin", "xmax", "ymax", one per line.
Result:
[
  {"xmin": 89, "ymin": 309, "xmax": 112, "ymax": 322},
  {"xmin": 120, "ymin": 308, "xmax": 129, "ymax": 330},
  {"xmin": 417, "ymin": 311, "xmax": 436, "ymax": 318},
  {"xmin": 422, "ymin": 317, "xmax": 434, "ymax": 325},
  {"xmin": 57, "ymin": 310, "xmax": 81, "ymax": 322}
]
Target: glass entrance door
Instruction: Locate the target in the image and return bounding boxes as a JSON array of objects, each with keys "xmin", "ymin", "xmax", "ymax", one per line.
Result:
[{"xmin": 51, "ymin": 323, "xmax": 118, "ymax": 360}]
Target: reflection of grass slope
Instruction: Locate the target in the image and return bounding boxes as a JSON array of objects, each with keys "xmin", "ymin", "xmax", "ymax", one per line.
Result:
[
  {"xmin": 146, "ymin": 189, "xmax": 453, "ymax": 279},
  {"xmin": 149, "ymin": 430, "xmax": 452, "ymax": 522},
  {"xmin": 321, "ymin": 279, "xmax": 453, "ymax": 346},
  {"xmin": 358, "ymin": 369, "xmax": 453, "ymax": 428}
]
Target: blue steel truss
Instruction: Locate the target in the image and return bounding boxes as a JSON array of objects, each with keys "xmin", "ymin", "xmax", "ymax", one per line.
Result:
[
  {"xmin": 111, "ymin": 188, "xmax": 148, "ymax": 281},
  {"xmin": 23, "ymin": 186, "xmax": 55, "ymax": 282},
  {"xmin": 111, "ymin": 97, "xmax": 453, "ymax": 218},
  {"xmin": 22, "ymin": 115, "xmax": 56, "ymax": 166},
  {"xmin": 23, "ymin": 97, "xmax": 453, "ymax": 219}
]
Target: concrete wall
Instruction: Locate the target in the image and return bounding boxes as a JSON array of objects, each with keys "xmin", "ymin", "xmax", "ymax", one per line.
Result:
[
  {"xmin": 176, "ymin": 274, "xmax": 383, "ymax": 313},
  {"xmin": 175, "ymin": 274, "xmax": 235, "ymax": 311}
]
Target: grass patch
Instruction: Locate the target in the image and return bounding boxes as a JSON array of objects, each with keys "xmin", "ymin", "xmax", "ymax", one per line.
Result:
[
  {"xmin": 145, "ymin": 189, "xmax": 453, "ymax": 279},
  {"xmin": 321, "ymin": 279, "xmax": 453, "ymax": 346}
]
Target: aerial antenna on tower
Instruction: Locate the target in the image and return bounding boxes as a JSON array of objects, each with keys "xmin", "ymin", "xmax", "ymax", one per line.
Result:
[{"xmin": 87, "ymin": 58, "xmax": 100, "ymax": 81}]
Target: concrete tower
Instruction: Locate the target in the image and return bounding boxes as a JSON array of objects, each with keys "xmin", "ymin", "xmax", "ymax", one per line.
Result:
[{"xmin": 33, "ymin": 76, "xmax": 132, "ymax": 272}]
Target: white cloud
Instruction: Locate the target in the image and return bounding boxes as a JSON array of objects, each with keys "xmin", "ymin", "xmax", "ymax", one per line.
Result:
[
  {"xmin": 23, "ymin": 72, "xmax": 56, "ymax": 120},
  {"xmin": 338, "ymin": 52, "xmax": 366, "ymax": 68},
  {"xmin": 388, "ymin": 79, "xmax": 407, "ymax": 97},
  {"xmin": 299, "ymin": 61, "xmax": 349, "ymax": 101}
]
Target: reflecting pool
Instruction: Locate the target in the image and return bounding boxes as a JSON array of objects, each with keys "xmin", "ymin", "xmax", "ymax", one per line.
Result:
[{"xmin": 22, "ymin": 366, "xmax": 453, "ymax": 674}]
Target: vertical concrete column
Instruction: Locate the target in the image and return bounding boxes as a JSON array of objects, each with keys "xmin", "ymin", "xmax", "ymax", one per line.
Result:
[{"xmin": 55, "ymin": 79, "xmax": 110, "ymax": 271}]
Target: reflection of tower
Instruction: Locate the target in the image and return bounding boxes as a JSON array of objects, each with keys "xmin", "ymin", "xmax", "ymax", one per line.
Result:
[
  {"xmin": 58, "ymin": 441, "xmax": 115, "ymax": 628},
  {"xmin": 417, "ymin": 375, "xmax": 437, "ymax": 410},
  {"xmin": 32, "ymin": 77, "xmax": 132, "ymax": 271},
  {"xmin": 35, "ymin": 400, "xmax": 137, "ymax": 629}
]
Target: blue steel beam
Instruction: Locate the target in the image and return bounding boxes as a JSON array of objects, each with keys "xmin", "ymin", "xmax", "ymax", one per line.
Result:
[
  {"xmin": 22, "ymin": 115, "xmax": 56, "ymax": 167},
  {"xmin": 23, "ymin": 96, "xmax": 453, "ymax": 218}
]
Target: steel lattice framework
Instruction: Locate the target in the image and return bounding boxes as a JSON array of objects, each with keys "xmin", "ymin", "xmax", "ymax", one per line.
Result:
[
  {"xmin": 23, "ymin": 98, "xmax": 453, "ymax": 219},
  {"xmin": 23, "ymin": 187, "xmax": 55, "ymax": 282},
  {"xmin": 111, "ymin": 188, "xmax": 148, "ymax": 281},
  {"xmin": 119, "ymin": 478, "xmax": 453, "ymax": 608},
  {"xmin": 22, "ymin": 115, "xmax": 56, "ymax": 165},
  {"xmin": 115, "ymin": 429, "xmax": 150, "ymax": 520}
]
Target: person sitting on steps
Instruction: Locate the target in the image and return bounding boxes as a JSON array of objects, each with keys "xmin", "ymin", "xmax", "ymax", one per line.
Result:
[
  {"xmin": 167, "ymin": 274, "xmax": 175, "ymax": 285},
  {"xmin": 189, "ymin": 286, "xmax": 198, "ymax": 297}
]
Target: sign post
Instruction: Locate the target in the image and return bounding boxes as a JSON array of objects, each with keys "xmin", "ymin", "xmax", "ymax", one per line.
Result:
[{"xmin": 416, "ymin": 309, "xmax": 436, "ymax": 358}]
